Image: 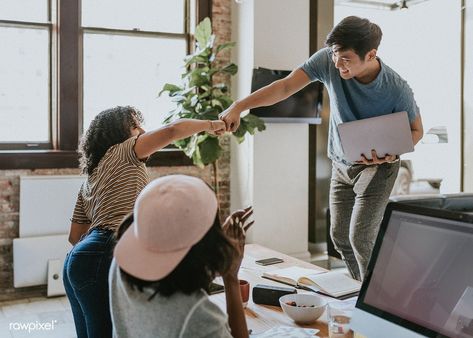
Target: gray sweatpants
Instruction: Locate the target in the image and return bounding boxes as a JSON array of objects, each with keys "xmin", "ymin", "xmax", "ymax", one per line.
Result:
[{"xmin": 329, "ymin": 160, "xmax": 400, "ymax": 281}]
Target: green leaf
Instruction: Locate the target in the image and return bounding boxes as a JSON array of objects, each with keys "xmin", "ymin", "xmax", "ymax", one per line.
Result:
[
  {"xmin": 190, "ymin": 95, "xmax": 199, "ymax": 107},
  {"xmin": 206, "ymin": 34, "xmax": 216, "ymax": 49},
  {"xmin": 231, "ymin": 114, "xmax": 266, "ymax": 143},
  {"xmin": 219, "ymin": 63, "xmax": 238, "ymax": 75},
  {"xmin": 243, "ymin": 113, "xmax": 266, "ymax": 131},
  {"xmin": 216, "ymin": 42, "xmax": 236, "ymax": 54},
  {"xmin": 233, "ymin": 134, "xmax": 246, "ymax": 144},
  {"xmin": 192, "ymin": 148, "xmax": 205, "ymax": 168},
  {"xmin": 189, "ymin": 70, "xmax": 210, "ymax": 87},
  {"xmin": 171, "ymin": 95, "xmax": 186, "ymax": 103},
  {"xmin": 200, "ymin": 106, "xmax": 218, "ymax": 116},
  {"xmin": 195, "ymin": 17, "xmax": 212, "ymax": 49},
  {"xmin": 184, "ymin": 54, "xmax": 209, "ymax": 66},
  {"xmin": 214, "ymin": 83, "xmax": 228, "ymax": 91},
  {"xmin": 198, "ymin": 91, "xmax": 211, "ymax": 100},
  {"xmin": 159, "ymin": 83, "xmax": 182, "ymax": 97},
  {"xmin": 213, "ymin": 95, "xmax": 233, "ymax": 110},
  {"xmin": 182, "ymin": 134, "xmax": 200, "ymax": 157},
  {"xmin": 198, "ymin": 137, "xmax": 222, "ymax": 165},
  {"xmin": 163, "ymin": 114, "xmax": 174, "ymax": 124},
  {"xmin": 174, "ymin": 136, "xmax": 190, "ymax": 150},
  {"xmin": 211, "ymin": 99, "xmax": 223, "ymax": 109}
]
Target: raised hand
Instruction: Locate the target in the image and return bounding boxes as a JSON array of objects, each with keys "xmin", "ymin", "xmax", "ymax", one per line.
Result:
[
  {"xmin": 208, "ymin": 119, "xmax": 226, "ymax": 136},
  {"xmin": 222, "ymin": 206, "xmax": 254, "ymax": 279},
  {"xmin": 219, "ymin": 104, "xmax": 242, "ymax": 133}
]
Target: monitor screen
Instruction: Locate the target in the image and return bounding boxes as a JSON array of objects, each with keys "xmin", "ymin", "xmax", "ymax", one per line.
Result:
[
  {"xmin": 249, "ymin": 67, "xmax": 323, "ymax": 124},
  {"xmin": 358, "ymin": 208, "xmax": 473, "ymax": 337}
]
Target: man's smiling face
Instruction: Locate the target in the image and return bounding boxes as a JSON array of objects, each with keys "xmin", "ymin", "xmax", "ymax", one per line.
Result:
[{"xmin": 330, "ymin": 46, "xmax": 376, "ymax": 81}]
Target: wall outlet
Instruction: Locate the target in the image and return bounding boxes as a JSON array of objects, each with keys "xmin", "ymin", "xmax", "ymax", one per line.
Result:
[{"xmin": 47, "ymin": 259, "xmax": 66, "ymax": 297}]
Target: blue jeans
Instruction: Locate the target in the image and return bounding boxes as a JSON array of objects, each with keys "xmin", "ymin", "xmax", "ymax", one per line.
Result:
[{"xmin": 63, "ymin": 228, "xmax": 115, "ymax": 338}]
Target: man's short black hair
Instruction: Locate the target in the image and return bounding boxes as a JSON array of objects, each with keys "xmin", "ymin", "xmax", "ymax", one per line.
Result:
[
  {"xmin": 115, "ymin": 212, "xmax": 236, "ymax": 300},
  {"xmin": 325, "ymin": 16, "xmax": 382, "ymax": 59}
]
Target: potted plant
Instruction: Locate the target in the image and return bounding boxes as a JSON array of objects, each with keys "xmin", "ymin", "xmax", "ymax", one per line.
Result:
[{"xmin": 159, "ymin": 17, "xmax": 266, "ymax": 171}]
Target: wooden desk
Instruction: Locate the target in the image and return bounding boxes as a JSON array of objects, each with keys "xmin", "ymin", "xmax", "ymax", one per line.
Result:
[{"xmin": 210, "ymin": 244, "xmax": 330, "ymax": 337}]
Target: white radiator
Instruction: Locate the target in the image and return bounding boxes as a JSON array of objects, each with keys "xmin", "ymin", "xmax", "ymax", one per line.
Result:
[
  {"xmin": 14, "ymin": 175, "xmax": 84, "ymax": 289},
  {"xmin": 13, "ymin": 235, "xmax": 71, "ymax": 288},
  {"xmin": 19, "ymin": 175, "xmax": 84, "ymax": 237}
]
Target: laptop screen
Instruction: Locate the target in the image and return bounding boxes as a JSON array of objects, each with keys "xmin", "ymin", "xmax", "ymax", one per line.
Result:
[{"xmin": 360, "ymin": 209, "xmax": 473, "ymax": 337}]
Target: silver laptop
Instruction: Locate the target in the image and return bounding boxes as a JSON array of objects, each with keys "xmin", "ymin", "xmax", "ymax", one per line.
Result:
[{"xmin": 337, "ymin": 111, "xmax": 414, "ymax": 162}]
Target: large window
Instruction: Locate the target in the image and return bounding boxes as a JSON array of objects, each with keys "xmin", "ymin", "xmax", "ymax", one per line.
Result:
[
  {"xmin": 0, "ymin": 0, "xmax": 210, "ymax": 169},
  {"xmin": 0, "ymin": 0, "xmax": 52, "ymax": 149},
  {"xmin": 81, "ymin": 0, "xmax": 190, "ymax": 131}
]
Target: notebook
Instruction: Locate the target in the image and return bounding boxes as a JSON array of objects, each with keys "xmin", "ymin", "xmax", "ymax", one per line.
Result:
[{"xmin": 262, "ymin": 266, "xmax": 361, "ymax": 299}]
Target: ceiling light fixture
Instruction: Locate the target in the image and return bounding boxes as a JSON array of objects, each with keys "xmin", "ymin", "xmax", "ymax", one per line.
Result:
[{"xmin": 400, "ymin": 0, "xmax": 408, "ymax": 10}]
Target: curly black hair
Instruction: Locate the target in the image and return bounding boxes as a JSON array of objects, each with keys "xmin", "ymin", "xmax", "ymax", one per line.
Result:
[
  {"xmin": 115, "ymin": 212, "xmax": 236, "ymax": 300},
  {"xmin": 78, "ymin": 106, "xmax": 144, "ymax": 174}
]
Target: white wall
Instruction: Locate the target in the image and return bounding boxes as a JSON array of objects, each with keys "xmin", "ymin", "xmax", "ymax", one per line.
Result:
[
  {"xmin": 231, "ymin": 0, "xmax": 312, "ymax": 257},
  {"xmin": 251, "ymin": 125, "xmax": 309, "ymax": 254},
  {"xmin": 335, "ymin": 0, "xmax": 462, "ymax": 193},
  {"xmin": 464, "ymin": 0, "xmax": 473, "ymax": 192},
  {"xmin": 253, "ymin": 0, "xmax": 309, "ymax": 70},
  {"xmin": 231, "ymin": 0, "xmax": 255, "ymax": 210}
]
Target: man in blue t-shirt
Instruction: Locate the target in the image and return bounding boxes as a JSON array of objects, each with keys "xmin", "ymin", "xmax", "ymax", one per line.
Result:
[{"xmin": 220, "ymin": 16, "xmax": 424, "ymax": 281}]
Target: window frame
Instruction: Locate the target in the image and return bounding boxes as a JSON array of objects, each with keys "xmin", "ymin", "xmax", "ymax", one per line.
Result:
[{"xmin": 0, "ymin": 0, "xmax": 211, "ymax": 169}]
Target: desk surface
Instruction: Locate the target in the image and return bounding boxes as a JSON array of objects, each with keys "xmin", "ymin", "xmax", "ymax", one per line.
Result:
[{"xmin": 210, "ymin": 244, "xmax": 331, "ymax": 337}]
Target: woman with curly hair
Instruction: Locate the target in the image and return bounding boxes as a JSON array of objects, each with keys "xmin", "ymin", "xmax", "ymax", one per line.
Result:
[{"xmin": 63, "ymin": 106, "xmax": 225, "ymax": 338}]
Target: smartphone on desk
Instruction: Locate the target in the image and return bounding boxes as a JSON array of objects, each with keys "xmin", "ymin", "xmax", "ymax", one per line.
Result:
[{"xmin": 255, "ymin": 257, "xmax": 284, "ymax": 266}]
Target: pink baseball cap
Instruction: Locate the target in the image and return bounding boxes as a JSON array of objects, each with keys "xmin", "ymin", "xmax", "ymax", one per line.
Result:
[{"xmin": 114, "ymin": 175, "xmax": 218, "ymax": 281}]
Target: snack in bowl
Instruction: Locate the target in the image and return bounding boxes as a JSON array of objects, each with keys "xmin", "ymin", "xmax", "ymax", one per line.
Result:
[
  {"xmin": 279, "ymin": 294, "xmax": 327, "ymax": 325},
  {"xmin": 285, "ymin": 301, "xmax": 316, "ymax": 307}
]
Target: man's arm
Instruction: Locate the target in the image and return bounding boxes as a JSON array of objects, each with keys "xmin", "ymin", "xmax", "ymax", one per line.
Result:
[
  {"xmin": 410, "ymin": 114, "xmax": 424, "ymax": 145},
  {"xmin": 219, "ymin": 68, "xmax": 312, "ymax": 132}
]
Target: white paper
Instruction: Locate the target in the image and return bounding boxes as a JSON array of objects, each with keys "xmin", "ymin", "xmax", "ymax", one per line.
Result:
[{"xmin": 251, "ymin": 325, "xmax": 320, "ymax": 337}]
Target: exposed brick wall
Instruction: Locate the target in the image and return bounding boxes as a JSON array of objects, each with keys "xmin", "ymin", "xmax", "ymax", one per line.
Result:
[
  {"xmin": 212, "ymin": 0, "xmax": 232, "ymax": 217},
  {"xmin": 0, "ymin": 0, "xmax": 233, "ymax": 302}
]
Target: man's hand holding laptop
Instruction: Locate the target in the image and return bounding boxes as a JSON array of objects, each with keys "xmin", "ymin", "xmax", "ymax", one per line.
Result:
[
  {"xmin": 337, "ymin": 112, "xmax": 416, "ymax": 164},
  {"xmin": 355, "ymin": 149, "xmax": 398, "ymax": 165}
]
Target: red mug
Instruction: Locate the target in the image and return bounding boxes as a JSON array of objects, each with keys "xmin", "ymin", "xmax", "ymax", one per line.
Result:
[{"xmin": 239, "ymin": 279, "xmax": 250, "ymax": 308}]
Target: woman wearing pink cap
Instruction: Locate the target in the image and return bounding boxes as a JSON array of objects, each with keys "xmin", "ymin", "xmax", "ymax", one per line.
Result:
[
  {"xmin": 63, "ymin": 106, "xmax": 225, "ymax": 338},
  {"xmin": 110, "ymin": 175, "xmax": 254, "ymax": 338}
]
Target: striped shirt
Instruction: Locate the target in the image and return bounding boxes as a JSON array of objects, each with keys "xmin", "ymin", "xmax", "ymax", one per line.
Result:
[{"xmin": 72, "ymin": 136, "xmax": 149, "ymax": 232}]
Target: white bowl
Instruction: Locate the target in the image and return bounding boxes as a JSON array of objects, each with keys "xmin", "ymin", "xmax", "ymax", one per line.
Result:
[{"xmin": 280, "ymin": 294, "xmax": 327, "ymax": 325}]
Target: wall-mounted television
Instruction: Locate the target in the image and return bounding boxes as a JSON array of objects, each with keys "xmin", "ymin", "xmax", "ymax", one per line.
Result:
[{"xmin": 249, "ymin": 67, "xmax": 323, "ymax": 124}]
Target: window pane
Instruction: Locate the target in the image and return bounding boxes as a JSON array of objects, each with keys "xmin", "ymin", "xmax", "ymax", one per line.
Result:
[
  {"xmin": 0, "ymin": 27, "xmax": 49, "ymax": 143},
  {"xmin": 82, "ymin": 0, "xmax": 185, "ymax": 33},
  {"xmin": 83, "ymin": 33, "xmax": 186, "ymax": 131},
  {"xmin": 0, "ymin": 0, "xmax": 48, "ymax": 22}
]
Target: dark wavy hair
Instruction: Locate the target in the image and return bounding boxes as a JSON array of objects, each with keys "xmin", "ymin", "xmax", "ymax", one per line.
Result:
[
  {"xmin": 78, "ymin": 106, "xmax": 144, "ymax": 174},
  {"xmin": 115, "ymin": 212, "xmax": 236, "ymax": 300},
  {"xmin": 325, "ymin": 16, "xmax": 382, "ymax": 59}
]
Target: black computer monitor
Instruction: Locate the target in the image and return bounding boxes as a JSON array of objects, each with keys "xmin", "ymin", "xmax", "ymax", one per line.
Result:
[
  {"xmin": 351, "ymin": 202, "xmax": 473, "ymax": 338},
  {"xmin": 249, "ymin": 67, "xmax": 323, "ymax": 124}
]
